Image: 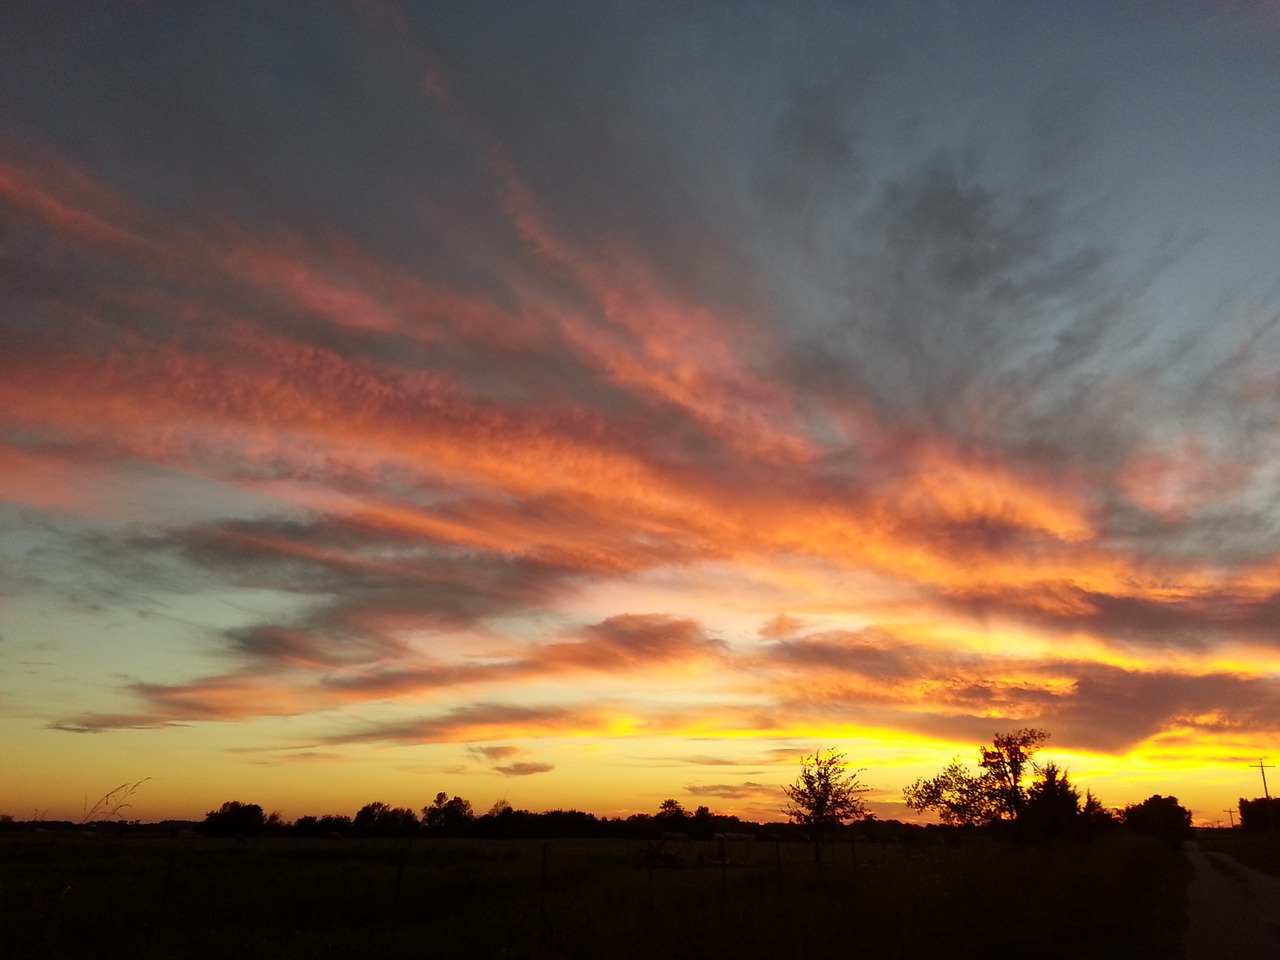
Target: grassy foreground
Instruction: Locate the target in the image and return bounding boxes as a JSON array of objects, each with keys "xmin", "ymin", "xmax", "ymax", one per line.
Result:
[{"xmin": 1, "ymin": 832, "xmax": 1187, "ymax": 959}]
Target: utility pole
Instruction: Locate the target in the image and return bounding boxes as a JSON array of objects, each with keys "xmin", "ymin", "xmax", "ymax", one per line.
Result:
[
  {"xmin": 1252, "ymin": 759, "xmax": 1276, "ymax": 832},
  {"xmin": 1254, "ymin": 759, "xmax": 1274, "ymax": 800},
  {"xmin": 1224, "ymin": 808, "xmax": 1235, "ymax": 828}
]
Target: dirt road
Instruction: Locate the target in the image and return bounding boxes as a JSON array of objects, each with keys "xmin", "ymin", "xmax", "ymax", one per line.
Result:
[{"xmin": 1183, "ymin": 841, "xmax": 1280, "ymax": 960}]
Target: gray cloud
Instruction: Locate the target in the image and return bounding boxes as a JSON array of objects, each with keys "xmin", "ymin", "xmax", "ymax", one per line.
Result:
[
  {"xmin": 320, "ymin": 702, "xmax": 594, "ymax": 747},
  {"xmin": 495, "ymin": 762, "xmax": 555, "ymax": 777},
  {"xmin": 686, "ymin": 782, "xmax": 777, "ymax": 801}
]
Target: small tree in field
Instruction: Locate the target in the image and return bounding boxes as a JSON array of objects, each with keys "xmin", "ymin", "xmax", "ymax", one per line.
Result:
[{"xmin": 783, "ymin": 749, "xmax": 870, "ymax": 862}]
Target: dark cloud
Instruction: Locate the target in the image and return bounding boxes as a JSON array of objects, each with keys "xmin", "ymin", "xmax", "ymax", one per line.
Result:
[
  {"xmin": 1035, "ymin": 661, "xmax": 1280, "ymax": 754},
  {"xmin": 941, "ymin": 583, "xmax": 1280, "ymax": 654},
  {"xmin": 227, "ymin": 625, "xmax": 375, "ymax": 671},
  {"xmin": 319, "ymin": 702, "xmax": 596, "ymax": 747},
  {"xmin": 49, "ymin": 714, "xmax": 187, "ymax": 734},
  {"xmin": 494, "ymin": 762, "xmax": 555, "ymax": 777},
  {"xmin": 320, "ymin": 614, "xmax": 723, "ymax": 700},
  {"xmin": 543, "ymin": 615, "xmax": 725, "ymax": 670},
  {"xmin": 687, "ymin": 782, "xmax": 776, "ymax": 801},
  {"xmin": 763, "ymin": 629, "xmax": 921, "ymax": 681}
]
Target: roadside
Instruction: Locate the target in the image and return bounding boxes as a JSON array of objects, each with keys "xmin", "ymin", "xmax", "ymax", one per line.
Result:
[{"xmin": 1183, "ymin": 841, "xmax": 1280, "ymax": 960}]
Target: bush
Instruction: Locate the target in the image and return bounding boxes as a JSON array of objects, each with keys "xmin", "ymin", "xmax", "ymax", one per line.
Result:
[{"xmin": 1120, "ymin": 795, "xmax": 1192, "ymax": 847}]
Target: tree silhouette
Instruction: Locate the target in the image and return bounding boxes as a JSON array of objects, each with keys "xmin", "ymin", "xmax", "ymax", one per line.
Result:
[
  {"xmin": 1020, "ymin": 762, "xmax": 1080, "ymax": 838},
  {"xmin": 423, "ymin": 792, "xmax": 474, "ymax": 836},
  {"xmin": 199, "ymin": 801, "xmax": 265, "ymax": 838},
  {"xmin": 656, "ymin": 798, "xmax": 690, "ymax": 832},
  {"xmin": 979, "ymin": 728, "xmax": 1049, "ymax": 821},
  {"xmin": 783, "ymin": 748, "xmax": 870, "ymax": 861},
  {"xmin": 1238, "ymin": 796, "xmax": 1280, "ymax": 833},
  {"xmin": 1079, "ymin": 790, "xmax": 1117, "ymax": 832},
  {"xmin": 904, "ymin": 729, "xmax": 1049, "ymax": 827},
  {"xmin": 1120, "ymin": 795, "xmax": 1192, "ymax": 847},
  {"xmin": 902, "ymin": 759, "xmax": 1000, "ymax": 826},
  {"xmin": 354, "ymin": 801, "xmax": 419, "ymax": 837}
]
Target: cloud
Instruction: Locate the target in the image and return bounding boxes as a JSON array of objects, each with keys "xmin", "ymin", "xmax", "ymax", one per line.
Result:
[
  {"xmin": 468, "ymin": 745, "xmax": 521, "ymax": 763},
  {"xmin": 494, "ymin": 762, "xmax": 555, "ymax": 777},
  {"xmin": 763, "ymin": 629, "xmax": 921, "ymax": 682},
  {"xmin": 467, "ymin": 744, "xmax": 554, "ymax": 778},
  {"xmin": 687, "ymin": 782, "xmax": 777, "ymax": 801},
  {"xmin": 665, "ymin": 755, "xmax": 743, "ymax": 767},
  {"xmin": 319, "ymin": 703, "xmax": 609, "ymax": 747},
  {"xmin": 229, "ymin": 748, "xmax": 347, "ymax": 766},
  {"xmin": 5, "ymin": 2, "xmax": 1280, "ymax": 803},
  {"xmin": 758, "ymin": 614, "xmax": 805, "ymax": 640},
  {"xmin": 539, "ymin": 615, "xmax": 726, "ymax": 671},
  {"xmin": 1038, "ymin": 662, "xmax": 1280, "ymax": 754}
]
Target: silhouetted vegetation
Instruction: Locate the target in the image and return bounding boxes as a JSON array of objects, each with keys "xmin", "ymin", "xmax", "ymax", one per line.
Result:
[
  {"xmin": 903, "ymin": 729, "xmax": 1118, "ymax": 841},
  {"xmin": 1238, "ymin": 796, "xmax": 1280, "ymax": 833},
  {"xmin": 197, "ymin": 801, "xmax": 268, "ymax": 839},
  {"xmin": 292, "ymin": 814, "xmax": 352, "ymax": 838},
  {"xmin": 79, "ymin": 778, "xmax": 151, "ymax": 824},
  {"xmin": 1019, "ymin": 762, "xmax": 1081, "ymax": 838},
  {"xmin": 1119, "ymin": 795, "xmax": 1193, "ymax": 847},
  {"xmin": 422, "ymin": 792, "xmax": 474, "ymax": 836},
  {"xmin": 978, "ymin": 728, "xmax": 1049, "ymax": 821},
  {"xmin": 353, "ymin": 802, "xmax": 419, "ymax": 838},
  {"xmin": 0, "ymin": 739, "xmax": 1216, "ymax": 957},
  {"xmin": 783, "ymin": 749, "xmax": 870, "ymax": 862},
  {"xmin": 904, "ymin": 729, "xmax": 1051, "ymax": 827}
]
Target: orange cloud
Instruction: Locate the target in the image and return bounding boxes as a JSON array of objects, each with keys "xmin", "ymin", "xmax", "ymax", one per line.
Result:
[{"xmin": 12, "ymin": 137, "xmax": 1280, "ymax": 797}]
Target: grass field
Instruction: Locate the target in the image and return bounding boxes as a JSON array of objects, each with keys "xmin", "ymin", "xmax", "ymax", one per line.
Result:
[{"xmin": 0, "ymin": 831, "xmax": 1187, "ymax": 959}]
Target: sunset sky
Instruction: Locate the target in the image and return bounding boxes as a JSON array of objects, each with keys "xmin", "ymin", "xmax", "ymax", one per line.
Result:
[{"xmin": 3, "ymin": 2, "xmax": 1279, "ymax": 827}]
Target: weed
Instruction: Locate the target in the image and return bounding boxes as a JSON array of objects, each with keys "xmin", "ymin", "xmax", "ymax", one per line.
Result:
[{"xmin": 80, "ymin": 778, "xmax": 151, "ymax": 824}]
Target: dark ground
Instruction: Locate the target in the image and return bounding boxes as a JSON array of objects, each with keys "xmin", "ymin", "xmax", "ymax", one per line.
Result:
[{"xmin": 0, "ymin": 831, "xmax": 1189, "ymax": 959}]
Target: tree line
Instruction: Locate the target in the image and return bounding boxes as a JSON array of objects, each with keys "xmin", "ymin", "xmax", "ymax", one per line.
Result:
[
  {"xmin": 786, "ymin": 729, "xmax": 1196, "ymax": 848},
  {"xmin": 197, "ymin": 792, "xmax": 760, "ymax": 841},
  {"xmin": 186, "ymin": 728, "xmax": 1222, "ymax": 848}
]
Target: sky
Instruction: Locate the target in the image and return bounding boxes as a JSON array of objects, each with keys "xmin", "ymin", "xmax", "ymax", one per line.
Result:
[{"xmin": 2, "ymin": 2, "xmax": 1279, "ymax": 827}]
